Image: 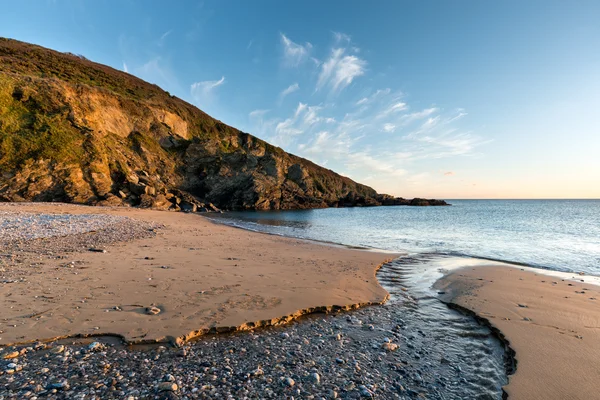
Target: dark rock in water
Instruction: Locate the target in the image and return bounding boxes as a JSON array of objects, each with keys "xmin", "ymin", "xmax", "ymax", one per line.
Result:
[{"xmin": 0, "ymin": 38, "xmax": 449, "ymax": 211}]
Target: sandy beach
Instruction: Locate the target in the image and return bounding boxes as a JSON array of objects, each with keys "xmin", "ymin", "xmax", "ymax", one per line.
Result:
[
  {"xmin": 0, "ymin": 203, "xmax": 392, "ymax": 346},
  {"xmin": 436, "ymin": 265, "xmax": 600, "ymax": 400}
]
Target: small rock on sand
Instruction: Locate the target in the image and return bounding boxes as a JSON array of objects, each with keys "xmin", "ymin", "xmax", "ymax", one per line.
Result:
[{"xmin": 146, "ymin": 306, "xmax": 161, "ymax": 315}]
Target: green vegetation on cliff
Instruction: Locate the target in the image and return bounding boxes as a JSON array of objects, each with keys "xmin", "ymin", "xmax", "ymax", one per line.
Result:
[{"xmin": 0, "ymin": 38, "xmax": 447, "ymax": 210}]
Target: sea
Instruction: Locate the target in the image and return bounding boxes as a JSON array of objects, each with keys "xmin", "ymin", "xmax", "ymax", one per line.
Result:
[{"xmin": 207, "ymin": 199, "xmax": 600, "ymax": 275}]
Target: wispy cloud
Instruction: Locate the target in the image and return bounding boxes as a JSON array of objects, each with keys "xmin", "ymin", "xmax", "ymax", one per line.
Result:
[
  {"xmin": 190, "ymin": 76, "xmax": 226, "ymax": 106},
  {"xmin": 332, "ymin": 31, "xmax": 351, "ymax": 44},
  {"xmin": 383, "ymin": 123, "xmax": 396, "ymax": 133},
  {"xmin": 356, "ymin": 88, "xmax": 391, "ymax": 106},
  {"xmin": 280, "ymin": 33, "xmax": 312, "ymax": 67},
  {"xmin": 316, "ymin": 48, "xmax": 367, "ymax": 94},
  {"xmin": 135, "ymin": 57, "xmax": 181, "ymax": 93},
  {"xmin": 243, "ymin": 32, "xmax": 488, "ymax": 195},
  {"xmin": 279, "ymin": 83, "xmax": 299, "ymax": 102},
  {"xmin": 122, "ymin": 62, "xmax": 128, "ymax": 73},
  {"xmin": 249, "ymin": 109, "xmax": 270, "ymax": 119},
  {"xmin": 158, "ymin": 30, "xmax": 172, "ymax": 47}
]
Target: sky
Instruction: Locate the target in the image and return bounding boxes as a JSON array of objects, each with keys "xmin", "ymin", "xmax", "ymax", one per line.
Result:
[{"xmin": 1, "ymin": 0, "xmax": 599, "ymax": 199}]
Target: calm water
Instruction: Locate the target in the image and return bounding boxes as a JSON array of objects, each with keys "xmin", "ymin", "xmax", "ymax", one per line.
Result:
[{"xmin": 208, "ymin": 200, "xmax": 600, "ymax": 275}]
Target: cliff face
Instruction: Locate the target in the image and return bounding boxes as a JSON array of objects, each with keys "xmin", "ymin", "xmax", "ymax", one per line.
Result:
[{"xmin": 0, "ymin": 38, "xmax": 447, "ymax": 211}]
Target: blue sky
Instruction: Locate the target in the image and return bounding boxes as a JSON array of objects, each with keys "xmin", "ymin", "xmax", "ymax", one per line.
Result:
[{"xmin": 1, "ymin": 0, "xmax": 599, "ymax": 198}]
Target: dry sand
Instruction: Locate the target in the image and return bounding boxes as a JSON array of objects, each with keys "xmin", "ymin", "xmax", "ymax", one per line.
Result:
[
  {"xmin": 0, "ymin": 203, "xmax": 393, "ymax": 346},
  {"xmin": 436, "ymin": 265, "xmax": 600, "ymax": 400}
]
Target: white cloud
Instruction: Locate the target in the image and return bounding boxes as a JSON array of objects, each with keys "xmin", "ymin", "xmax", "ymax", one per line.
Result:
[
  {"xmin": 332, "ymin": 31, "xmax": 351, "ymax": 44},
  {"xmin": 377, "ymin": 101, "xmax": 408, "ymax": 119},
  {"xmin": 317, "ymin": 48, "xmax": 367, "ymax": 94},
  {"xmin": 275, "ymin": 119, "xmax": 303, "ymax": 136},
  {"xmin": 383, "ymin": 123, "xmax": 396, "ymax": 133},
  {"xmin": 401, "ymin": 107, "xmax": 438, "ymax": 123},
  {"xmin": 190, "ymin": 76, "xmax": 226, "ymax": 105},
  {"xmin": 303, "ymin": 105, "xmax": 323, "ymax": 126},
  {"xmin": 421, "ymin": 116, "xmax": 440, "ymax": 130},
  {"xmin": 158, "ymin": 30, "xmax": 172, "ymax": 47},
  {"xmin": 136, "ymin": 57, "xmax": 181, "ymax": 93},
  {"xmin": 279, "ymin": 83, "xmax": 299, "ymax": 102},
  {"xmin": 280, "ymin": 33, "xmax": 312, "ymax": 67},
  {"xmin": 249, "ymin": 109, "xmax": 269, "ymax": 118},
  {"xmin": 293, "ymin": 102, "xmax": 307, "ymax": 118},
  {"xmin": 122, "ymin": 62, "xmax": 128, "ymax": 73},
  {"xmin": 355, "ymin": 88, "xmax": 391, "ymax": 107}
]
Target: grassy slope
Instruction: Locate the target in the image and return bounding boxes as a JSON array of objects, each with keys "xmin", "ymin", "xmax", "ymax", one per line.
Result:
[{"xmin": 0, "ymin": 38, "xmax": 391, "ymax": 209}]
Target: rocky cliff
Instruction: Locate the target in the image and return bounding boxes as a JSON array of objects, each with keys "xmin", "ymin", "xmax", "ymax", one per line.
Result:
[{"xmin": 0, "ymin": 38, "xmax": 448, "ymax": 211}]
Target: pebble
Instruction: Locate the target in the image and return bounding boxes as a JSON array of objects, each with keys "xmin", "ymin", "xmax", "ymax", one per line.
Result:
[
  {"xmin": 164, "ymin": 373, "xmax": 176, "ymax": 382},
  {"xmin": 87, "ymin": 342, "xmax": 103, "ymax": 352},
  {"xmin": 46, "ymin": 380, "xmax": 69, "ymax": 390},
  {"xmin": 157, "ymin": 382, "xmax": 178, "ymax": 392},
  {"xmin": 309, "ymin": 372, "xmax": 320, "ymax": 384},
  {"xmin": 382, "ymin": 342, "xmax": 399, "ymax": 352},
  {"xmin": 2, "ymin": 350, "xmax": 19, "ymax": 359},
  {"xmin": 283, "ymin": 377, "xmax": 295, "ymax": 387},
  {"xmin": 146, "ymin": 306, "xmax": 161, "ymax": 315}
]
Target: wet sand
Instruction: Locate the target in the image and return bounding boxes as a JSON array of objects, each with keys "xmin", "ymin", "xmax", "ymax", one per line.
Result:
[
  {"xmin": 436, "ymin": 265, "xmax": 600, "ymax": 400},
  {"xmin": 0, "ymin": 203, "xmax": 393, "ymax": 345}
]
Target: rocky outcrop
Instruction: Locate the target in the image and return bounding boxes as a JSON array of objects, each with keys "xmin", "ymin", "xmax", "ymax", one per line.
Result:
[{"xmin": 0, "ymin": 38, "xmax": 448, "ymax": 211}]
